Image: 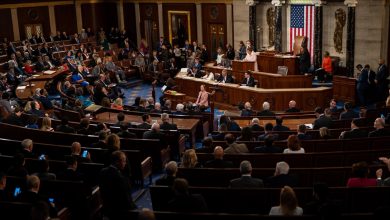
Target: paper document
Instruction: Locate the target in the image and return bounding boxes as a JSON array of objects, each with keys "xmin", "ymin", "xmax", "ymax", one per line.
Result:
[{"xmin": 43, "ymin": 70, "xmax": 56, "ymax": 75}]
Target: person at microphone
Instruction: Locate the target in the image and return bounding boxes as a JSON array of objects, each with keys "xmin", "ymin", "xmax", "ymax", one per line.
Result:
[
  {"xmin": 195, "ymin": 85, "xmax": 209, "ymax": 110},
  {"xmin": 241, "ymin": 71, "xmax": 256, "ymax": 87},
  {"xmin": 243, "ymin": 47, "xmax": 258, "ymax": 72}
]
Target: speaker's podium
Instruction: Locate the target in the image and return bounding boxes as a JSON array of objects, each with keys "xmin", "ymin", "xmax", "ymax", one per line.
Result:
[{"xmin": 232, "ymin": 60, "xmax": 255, "ymax": 72}]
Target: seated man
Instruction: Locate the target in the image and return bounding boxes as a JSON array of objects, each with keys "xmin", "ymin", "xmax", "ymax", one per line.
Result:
[
  {"xmin": 297, "ymin": 124, "xmax": 312, "ymax": 140},
  {"xmin": 250, "ymin": 118, "xmax": 264, "ymax": 131},
  {"xmin": 216, "ymin": 69, "xmax": 234, "ymax": 83},
  {"xmin": 273, "ymin": 116, "xmax": 290, "ymax": 131},
  {"xmin": 105, "ymin": 55, "xmax": 126, "ymax": 83},
  {"xmin": 167, "ymin": 178, "xmax": 207, "ymax": 212},
  {"xmin": 368, "ymin": 118, "xmax": 390, "ymax": 137},
  {"xmin": 155, "ymin": 161, "xmax": 177, "ymax": 186},
  {"xmin": 224, "ymin": 133, "xmax": 249, "ymax": 154},
  {"xmin": 204, "ymin": 146, "xmax": 234, "ymax": 168},
  {"xmin": 258, "ymin": 123, "xmax": 279, "ymax": 141},
  {"xmin": 241, "ymin": 71, "xmax": 255, "ymax": 87},
  {"xmin": 265, "ymin": 161, "xmax": 297, "ymax": 188},
  {"xmin": 339, "ymin": 119, "xmax": 368, "ymax": 139},
  {"xmin": 241, "ymin": 102, "xmax": 254, "ymax": 116},
  {"xmin": 339, "ymin": 102, "xmax": 359, "ymax": 120},
  {"xmin": 257, "ymin": 101, "xmax": 275, "ymax": 116},
  {"xmin": 138, "ymin": 114, "xmax": 152, "ymax": 129},
  {"xmin": 254, "ymin": 135, "xmax": 283, "ymax": 153},
  {"xmin": 286, "ymin": 100, "xmax": 300, "ymax": 113},
  {"xmin": 160, "ymin": 113, "xmax": 178, "ymax": 130},
  {"xmin": 229, "ymin": 160, "xmax": 263, "ymax": 188},
  {"xmin": 313, "ymin": 107, "xmax": 332, "ymax": 130}
]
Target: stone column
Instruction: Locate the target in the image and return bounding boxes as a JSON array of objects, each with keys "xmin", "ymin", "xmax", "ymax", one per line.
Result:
[
  {"xmin": 272, "ymin": 0, "xmax": 284, "ymax": 52},
  {"xmin": 11, "ymin": 8, "xmax": 20, "ymax": 41},
  {"xmin": 313, "ymin": 0, "xmax": 324, "ymax": 69},
  {"xmin": 135, "ymin": 3, "xmax": 141, "ymax": 45},
  {"xmin": 249, "ymin": 4, "xmax": 257, "ymax": 51},
  {"xmin": 158, "ymin": 2, "xmax": 164, "ymax": 37},
  {"xmin": 48, "ymin": 5, "xmax": 56, "ymax": 35},
  {"xmin": 117, "ymin": 0, "xmax": 125, "ymax": 30},
  {"xmin": 196, "ymin": 3, "xmax": 203, "ymax": 43},
  {"xmin": 226, "ymin": 4, "xmax": 233, "ymax": 46},
  {"xmin": 75, "ymin": 2, "xmax": 83, "ymax": 33},
  {"xmin": 345, "ymin": 0, "xmax": 358, "ymax": 77}
]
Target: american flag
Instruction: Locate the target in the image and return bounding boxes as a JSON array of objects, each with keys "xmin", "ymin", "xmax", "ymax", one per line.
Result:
[{"xmin": 290, "ymin": 5, "xmax": 315, "ymax": 63}]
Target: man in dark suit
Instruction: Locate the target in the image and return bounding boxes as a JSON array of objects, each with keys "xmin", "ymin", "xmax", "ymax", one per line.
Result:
[
  {"xmin": 298, "ymin": 46, "xmax": 311, "ymax": 74},
  {"xmin": 38, "ymin": 89, "xmax": 53, "ymax": 110},
  {"xmin": 224, "ymin": 133, "xmax": 249, "ymax": 154},
  {"xmin": 273, "ymin": 116, "xmax": 290, "ymax": 131},
  {"xmin": 117, "ymin": 122, "xmax": 137, "ymax": 139},
  {"xmin": 137, "ymin": 114, "xmax": 152, "ymax": 129},
  {"xmin": 143, "ymin": 123, "xmax": 166, "ymax": 145},
  {"xmin": 204, "ymin": 146, "xmax": 234, "ymax": 168},
  {"xmin": 356, "ymin": 65, "xmax": 371, "ymax": 106},
  {"xmin": 160, "ymin": 113, "xmax": 178, "ymax": 130},
  {"xmin": 91, "ymin": 131, "xmax": 108, "ymax": 148},
  {"xmin": 369, "ymin": 118, "xmax": 390, "ymax": 137},
  {"xmin": 21, "ymin": 139, "xmax": 35, "ymax": 158},
  {"xmin": 241, "ymin": 71, "xmax": 255, "ymax": 87},
  {"xmin": 285, "ymin": 100, "xmax": 300, "ymax": 113},
  {"xmin": 265, "ymin": 161, "xmax": 297, "ymax": 188},
  {"xmin": 4, "ymin": 106, "xmax": 24, "ymax": 126},
  {"xmin": 258, "ymin": 123, "xmax": 279, "ymax": 141},
  {"xmin": 216, "ymin": 69, "xmax": 234, "ymax": 83},
  {"xmin": 58, "ymin": 157, "xmax": 84, "ymax": 181},
  {"xmin": 339, "ymin": 102, "xmax": 359, "ymax": 120},
  {"xmin": 155, "ymin": 161, "xmax": 177, "ymax": 186},
  {"xmin": 99, "ymin": 151, "xmax": 137, "ymax": 219},
  {"xmin": 229, "ymin": 160, "xmax": 264, "ymax": 188},
  {"xmin": 375, "ymin": 59, "xmax": 389, "ymax": 101},
  {"xmin": 313, "ymin": 107, "xmax": 333, "ymax": 130},
  {"xmin": 257, "ymin": 101, "xmax": 275, "ymax": 116},
  {"xmin": 297, "ymin": 124, "xmax": 312, "ymax": 140},
  {"xmin": 70, "ymin": 142, "xmax": 92, "ymax": 163},
  {"xmin": 55, "ymin": 117, "xmax": 75, "ymax": 133},
  {"xmin": 254, "ymin": 135, "xmax": 283, "ymax": 153},
  {"xmin": 339, "ymin": 119, "xmax": 368, "ymax": 139},
  {"xmin": 250, "ymin": 118, "xmax": 264, "ymax": 131},
  {"xmin": 241, "ymin": 102, "xmax": 254, "ymax": 116}
]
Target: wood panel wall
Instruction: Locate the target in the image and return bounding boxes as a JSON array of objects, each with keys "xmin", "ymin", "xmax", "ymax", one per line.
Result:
[
  {"xmin": 17, "ymin": 6, "xmax": 50, "ymax": 40},
  {"xmin": 162, "ymin": 3, "xmax": 197, "ymax": 45},
  {"xmin": 81, "ymin": 2, "xmax": 118, "ymax": 34},
  {"xmin": 139, "ymin": 3, "xmax": 159, "ymax": 46},
  {"xmin": 0, "ymin": 8, "xmax": 13, "ymax": 41},
  {"xmin": 201, "ymin": 3, "xmax": 227, "ymax": 58},
  {"xmin": 123, "ymin": 2, "xmax": 137, "ymax": 46},
  {"xmin": 54, "ymin": 4, "xmax": 77, "ymax": 35}
]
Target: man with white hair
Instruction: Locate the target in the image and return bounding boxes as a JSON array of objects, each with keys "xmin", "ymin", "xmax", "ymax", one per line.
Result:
[
  {"xmin": 175, "ymin": 103, "xmax": 185, "ymax": 115},
  {"xmin": 368, "ymin": 117, "xmax": 390, "ymax": 137},
  {"xmin": 229, "ymin": 160, "xmax": 263, "ymax": 188},
  {"xmin": 155, "ymin": 161, "xmax": 177, "ymax": 186},
  {"xmin": 257, "ymin": 101, "xmax": 275, "ymax": 116},
  {"xmin": 250, "ymin": 118, "xmax": 264, "ymax": 131},
  {"xmin": 143, "ymin": 123, "xmax": 166, "ymax": 142},
  {"xmin": 21, "ymin": 139, "xmax": 35, "ymax": 158},
  {"xmin": 286, "ymin": 100, "xmax": 300, "ymax": 112},
  {"xmin": 241, "ymin": 102, "xmax": 254, "ymax": 116},
  {"xmin": 265, "ymin": 161, "xmax": 297, "ymax": 188},
  {"xmin": 146, "ymin": 97, "xmax": 155, "ymax": 110},
  {"xmin": 150, "ymin": 102, "xmax": 162, "ymax": 113},
  {"xmin": 160, "ymin": 113, "xmax": 178, "ymax": 130}
]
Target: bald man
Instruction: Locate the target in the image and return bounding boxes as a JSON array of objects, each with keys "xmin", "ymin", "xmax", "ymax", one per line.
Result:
[
  {"xmin": 369, "ymin": 118, "xmax": 390, "ymax": 137},
  {"xmin": 204, "ymin": 146, "xmax": 234, "ymax": 168},
  {"xmin": 285, "ymin": 100, "xmax": 300, "ymax": 113}
]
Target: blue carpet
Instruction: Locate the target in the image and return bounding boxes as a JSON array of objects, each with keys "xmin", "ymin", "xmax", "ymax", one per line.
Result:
[{"xmin": 123, "ymin": 82, "xmax": 163, "ymax": 105}]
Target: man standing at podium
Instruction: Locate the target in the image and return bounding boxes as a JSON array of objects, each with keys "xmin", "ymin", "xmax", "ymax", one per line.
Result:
[
  {"xmin": 241, "ymin": 71, "xmax": 255, "ymax": 87},
  {"xmin": 243, "ymin": 47, "xmax": 258, "ymax": 72}
]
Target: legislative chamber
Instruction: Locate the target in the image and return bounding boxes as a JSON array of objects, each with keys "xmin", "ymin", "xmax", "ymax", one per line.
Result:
[{"xmin": 0, "ymin": 0, "xmax": 390, "ymax": 219}]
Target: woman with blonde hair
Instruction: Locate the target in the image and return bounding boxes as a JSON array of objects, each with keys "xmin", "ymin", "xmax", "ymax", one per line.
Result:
[
  {"xmin": 180, "ymin": 149, "xmax": 200, "ymax": 168},
  {"xmin": 40, "ymin": 116, "xmax": 54, "ymax": 132},
  {"xmin": 269, "ymin": 186, "xmax": 303, "ymax": 216},
  {"xmin": 111, "ymin": 98, "xmax": 124, "ymax": 110},
  {"xmin": 283, "ymin": 135, "xmax": 305, "ymax": 153},
  {"xmin": 319, "ymin": 127, "xmax": 331, "ymax": 139}
]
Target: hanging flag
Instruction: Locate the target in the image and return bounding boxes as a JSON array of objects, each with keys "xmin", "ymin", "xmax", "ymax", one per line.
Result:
[{"xmin": 290, "ymin": 4, "xmax": 315, "ymax": 63}]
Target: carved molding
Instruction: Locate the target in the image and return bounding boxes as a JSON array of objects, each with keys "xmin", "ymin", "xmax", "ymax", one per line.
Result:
[
  {"xmin": 312, "ymin": 0, "xmax": 327, "ymax": 6},
  {"xmin": 271, "ymin": 0, "xmax": 285, "ymax": 7},
  {"xmin": 246, "ymin": 0, "xmax": 258, "ymax": 6},
  {"xmin": 344, "ymin": 0, "xmax": 358, "ymax": 7}
]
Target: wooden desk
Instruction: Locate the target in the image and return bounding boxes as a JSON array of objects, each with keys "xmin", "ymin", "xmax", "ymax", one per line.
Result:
[
  {"xmin": 333, "ymin": 75, "xmax": 356, "ymax": 103},
  {"xmin": 257, "ymin": 52, "xmax": 299, "ymax": 75},
  {"xmin": 94, "ymin": 111, "xmax": 200, "ymax": 146},
  {"xmin": 203, "ymin": 63, "xmax": 311, "ymax": 88},
  {"xmin": 235, "ymin": 118, "xmax": 315, "ymax": 130},
  {"xmin": 15, "ymin": 68, "xmax": 69, "ymax": 100},
  {"xmin": 164, "ymin": 91, "xmax": 186, "ymax": 110},
  {"xmin": 175, "ymin": 72, "xmax": 332, "ymax": 111},
  {"xmin": 232, "ymin": 60, "xmax": 254, "ymax": 71}
]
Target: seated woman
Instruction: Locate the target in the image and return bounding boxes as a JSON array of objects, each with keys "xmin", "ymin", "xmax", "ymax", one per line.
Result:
[
  {"xmin": 195, "ymin": 85, "xmax": 210, "ymax": 111},
  {"xmin": 71, "ymin": 65, "xmax": 89, "ymax": 87},
  {"xmin": 202, "ymin": 70, "xmax": 214, "ymax": 81},
  {"xmin": 269, "ymin": 186, "xmax": 303, "ymax": 216},
  {"xmin": 283, "ymin": 135, "xmax": 305, "ymax": 153},
  {"xmin": 236, "ymin": 126, "xmax": 256, "ymax": 141},
  {"xmin": 111, "ymin": 98, "xmax": 124, "ymax": 110},
  {"xmin": 347, "ymin": 161, "xmax": 382, "ymax": 187},
  {"xmin": 180, "ymin": 149, "xmax": 201, "ymax": 168},
  {"xmin": 40, "ymin": 116, "xmax": 54, "ymax": 132},
  {"xmin": 24, "ymin": 60, "xmax": 34, "ymax": 75}
]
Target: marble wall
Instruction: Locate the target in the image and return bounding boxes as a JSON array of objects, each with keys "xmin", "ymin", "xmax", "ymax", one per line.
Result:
[
  {"xmin": 232, "ymin": 0, "xmax": 249, "ymax": 49},
  {"xmin": 256, "ymin": 2, "xmax": 273, "ymax": 49}
]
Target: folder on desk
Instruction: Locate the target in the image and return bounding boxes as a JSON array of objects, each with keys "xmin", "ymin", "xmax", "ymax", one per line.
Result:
[
  {"xmin": 43, "ymin": 70, "xmax": 56, "ymax": 75},
  {"xmin": 84, "ymin": 104, "xmax": 103, "ymax": 112}
]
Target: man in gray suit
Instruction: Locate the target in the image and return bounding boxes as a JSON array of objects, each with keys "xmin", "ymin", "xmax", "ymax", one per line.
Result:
[
  {"xmin": 229, "ymin": 160, "xmax": 264, "ymax": 188},
  {"xmin": 224, "ymin": 133, "xmax": 249, "ymax": 154}
]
